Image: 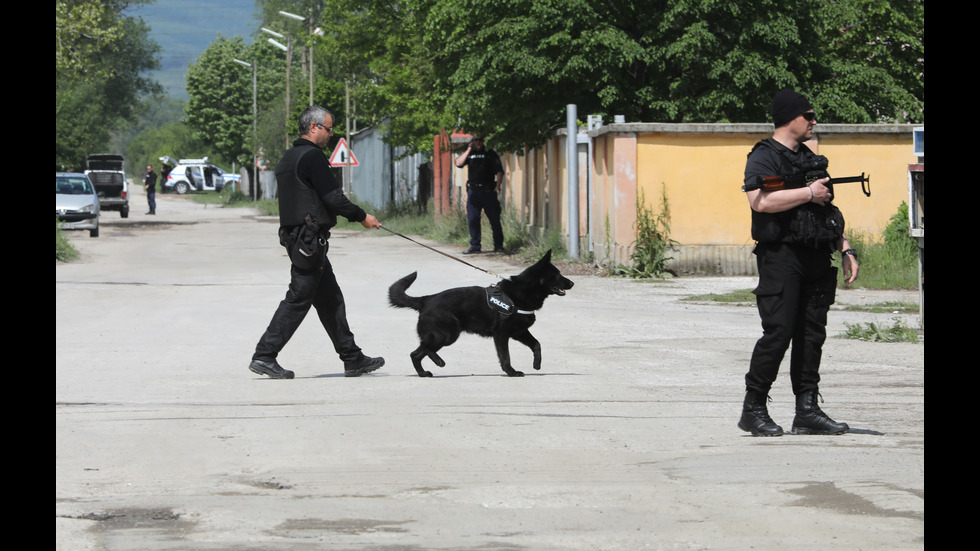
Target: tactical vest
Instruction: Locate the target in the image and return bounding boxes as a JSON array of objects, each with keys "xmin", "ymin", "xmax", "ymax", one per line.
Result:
[
  {"xmin": 749, "ymin": 139, "xmax": 845, "ymax": 249},
  {"xmin": 275, "ymin": 143, "xmax": 334, "ymax": 228}
]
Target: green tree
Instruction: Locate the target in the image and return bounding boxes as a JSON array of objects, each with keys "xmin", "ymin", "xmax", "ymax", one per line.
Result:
[
  {"xmin": 110, "ymin": 94, "xmax": 187, "ymax": 169},
  {"xmin": 255, "ymin": 0, "xmax": 343, "ymax": 141},
  {"xmin": 811, "ymin": 0, "xmax": 924, "ymax": 123},
  {"xmin": 245, "ymin": 0, "xmax": 923, "ymax": 155},
  {"xmin": 418, "ymin": 0, "xmax": 922, "ymax": 152},
  {"xmin": 185, "ymin": 36, "xmax": 285, "ymax": 168},
  {"xmin": 56, "ymin": 0, "xmax": 162, "ymax": 169},
  {"xmin": 126, "ymin": 120, "xmax": 221, "ymax": 181},
  {"xmin": 56, "ymin": 0, "xmax": 127, "ymax": 81},
  {"xmin": 316, "ymin": 0, "xmax": 452, "ymax": 154}
]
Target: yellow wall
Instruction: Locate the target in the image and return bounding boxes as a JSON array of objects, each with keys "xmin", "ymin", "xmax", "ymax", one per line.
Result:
[
  {"xmin": 494, "ymin": 123, "xmax": 919, "ymax": 274},
  {"xmin": 636, "ymin": 130, "xmax": 919, "ymax": 247},
  {"xmin": 638, "ymin": 132, "xmax": 762, "ymax": 246},
  {"xmin": 816, "ymin": 133, "xmax": 918, "ymax": 239}
]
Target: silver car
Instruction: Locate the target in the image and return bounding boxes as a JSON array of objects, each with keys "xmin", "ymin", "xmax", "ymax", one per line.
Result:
[{"xmin": 56, "ymin": 172, "xmax": 100, "ymax": 238}]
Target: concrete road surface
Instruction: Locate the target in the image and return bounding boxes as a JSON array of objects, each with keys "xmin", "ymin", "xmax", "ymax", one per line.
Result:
[{"xmin": 56, "ymin": 189, "xmax": 924, "ymax": 550}]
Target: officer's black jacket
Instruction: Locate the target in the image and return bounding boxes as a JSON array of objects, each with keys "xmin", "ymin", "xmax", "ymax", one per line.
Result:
[{"xmin": 276, "ymin": 138, "xmax": 366, "ymax": 229}]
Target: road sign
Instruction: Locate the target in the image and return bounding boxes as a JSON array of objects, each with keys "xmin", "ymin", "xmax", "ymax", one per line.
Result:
[{"xmin": 329, "ymin": 138, "xmax": 360, "ymax": 167}]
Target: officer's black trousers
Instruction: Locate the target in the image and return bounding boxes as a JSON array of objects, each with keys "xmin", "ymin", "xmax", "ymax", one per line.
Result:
[
  {"xmin": 466, "ymin": 188, "xmax": 504, "ymax": 250},
  {"xmin": 253, "ymin": 247, "xmax": 361, "ymax": 365},
  {"xmin": 745, "ymin": 242, "xmax": 836, "ymax": 396}
]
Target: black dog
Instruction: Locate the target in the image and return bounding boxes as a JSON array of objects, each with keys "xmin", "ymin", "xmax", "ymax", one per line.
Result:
[{"xmin": 388, "ymin": 250, "xmax": 574, "ymax": 377}]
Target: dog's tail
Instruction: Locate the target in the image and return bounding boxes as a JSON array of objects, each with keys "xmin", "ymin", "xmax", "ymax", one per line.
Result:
[{"xmin": 388, "ymin": 272, "xmax": 423, "ymax": 311}]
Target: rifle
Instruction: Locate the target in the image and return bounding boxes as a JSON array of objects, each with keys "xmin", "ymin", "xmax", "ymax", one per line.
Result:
[
  {"xmin": 741, "ymin": 152, "xmax": 871, "ymax": 197},
  {"xmin": 742, "ymin": 172, "xmax": 871, "ymax": 197}
]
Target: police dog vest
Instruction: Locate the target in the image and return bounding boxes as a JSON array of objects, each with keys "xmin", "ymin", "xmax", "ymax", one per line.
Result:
[{"xmin": 485, "ymin": 284, "xmax": 533, "ymax": 316}]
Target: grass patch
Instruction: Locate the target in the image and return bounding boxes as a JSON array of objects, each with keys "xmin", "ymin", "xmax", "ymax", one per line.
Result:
[
  {"xmin": 683, "ymin": 290, "xmax": 921, "ymax": 315},
  {"xmin": 56, "ymin": 218, "xmax": 78, "ymax": 262},
  {"xmin": 683, "ymin": 289, "xmax": 756, "ymax": 303},
  {"xmin": 836, "ymin": 202, "xmax": 920, "ymax": 290},
  {"xmin": 187, "ymin": 187, "xmax": 277, "ymax": 212},
  {"xmin": 331, "ymin": 196, "xmax": 571, "ymax": 267},
  {"xmin": 838, "ymin": 317, "xmax": 921, "ymax": 343},
  {"xmin": 841, "ymin": 301, "xmax": 919, "ymax": 314}
]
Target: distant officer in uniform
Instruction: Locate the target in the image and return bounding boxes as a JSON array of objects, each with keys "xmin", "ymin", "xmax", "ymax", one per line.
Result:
[
  {"xmin": 143, "ymin": 164, "xmax": 157, "ymax": 215},
  {"xmin": 455, "ymin": 137, "xmax": 505, "ymax": 254},
  {"xmin": 738, "ymin": 89, "xmax": 858, "ymax": 437},
  {"xmin": 249, "ymin": 105, "xmax": 385, "ymax": 379}
]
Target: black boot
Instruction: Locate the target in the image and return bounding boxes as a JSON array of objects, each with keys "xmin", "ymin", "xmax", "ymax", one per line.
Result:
[
  {"xmin": 792, "ymin": 390, "xmax": 849, "ymax": 435},
  {"xmin": 738, "ymin": 390, "xmax": 784, "ymax": 436},
  {"xmin": 344, "ymin": 354, "xmax": 385, "ymax": 377},
  {"xmin": 248, "ymin": 359, "xmax": 294, "ymax": 379}
]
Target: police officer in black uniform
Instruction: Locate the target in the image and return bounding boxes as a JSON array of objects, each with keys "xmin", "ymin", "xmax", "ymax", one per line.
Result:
[
  {"xmin": 249, "ymin": 105, "xmax": 385, "ymax": 379},
  {"xmin": 144, "ymin": 164, "xmax": 157, "ymax": 215},
  {"xmin": 455, "ymin": 137, "xmax": 505, "ymax": 254},
  {"xmin": 738, "ymin": 89, "xmax": 858, "ymax": 436}
]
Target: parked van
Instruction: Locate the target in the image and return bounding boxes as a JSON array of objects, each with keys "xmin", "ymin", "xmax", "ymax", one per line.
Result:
[{"xmin": 84, "ymin": 153, "xmax": 129, "ymax": 218}]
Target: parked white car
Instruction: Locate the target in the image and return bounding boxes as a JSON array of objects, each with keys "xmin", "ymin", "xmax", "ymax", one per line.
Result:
[
  {"xmin": 56, "ymin": 172, "xmax": 100, "ymax": 237},
  {"xmin": 160, "ymin": 157, "xmax": 241, "ymax": 194}
]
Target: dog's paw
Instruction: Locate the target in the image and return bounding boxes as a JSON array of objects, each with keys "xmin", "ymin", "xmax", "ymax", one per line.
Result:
[
  {"xmin": 419, "ymin": 371, "xmax": 433, "ymax": 378},
  {"xmin": 506, "ymin": 370, "xmax": 525, "ymax": 377}
]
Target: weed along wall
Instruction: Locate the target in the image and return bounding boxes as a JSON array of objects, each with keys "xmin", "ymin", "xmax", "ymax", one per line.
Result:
[{"xmin": 495, "ymin": 122, "xmax": 919, "ymax": 276}]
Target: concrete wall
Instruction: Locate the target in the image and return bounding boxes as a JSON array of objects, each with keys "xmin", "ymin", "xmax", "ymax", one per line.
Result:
[{"xmin": 492, "ymin": 122, "xmax": 919, "ymax": 275}]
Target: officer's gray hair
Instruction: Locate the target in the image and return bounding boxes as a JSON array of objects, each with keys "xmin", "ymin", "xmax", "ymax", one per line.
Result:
[{"xmin": 298, "ymin": 105, "xmax": 334, "ymax": 136}]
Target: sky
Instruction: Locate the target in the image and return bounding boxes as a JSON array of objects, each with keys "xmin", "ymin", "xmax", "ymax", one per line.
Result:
[{"xmin": 128, "ymin": 0, "xmax": 260, "ymax": 99}]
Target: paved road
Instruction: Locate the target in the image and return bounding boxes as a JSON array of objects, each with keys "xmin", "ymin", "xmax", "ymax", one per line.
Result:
[{"xmin": 56, "ymin": 189, "xmax": 924, "ymax": 550}]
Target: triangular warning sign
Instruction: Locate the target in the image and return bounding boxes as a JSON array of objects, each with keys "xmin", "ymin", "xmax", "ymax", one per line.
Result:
[{"xmin": 329, "ymin": 138, "xmax": 360, "ymax": 167}]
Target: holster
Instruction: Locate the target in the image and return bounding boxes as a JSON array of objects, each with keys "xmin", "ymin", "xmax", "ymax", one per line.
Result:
[
  {"xmin": 279, "ymin": 214, "xmax": 327, "ymax": 270},
  {"xmin": 806, "ymin": 266, "xmax": 838, "ymax": 309}
]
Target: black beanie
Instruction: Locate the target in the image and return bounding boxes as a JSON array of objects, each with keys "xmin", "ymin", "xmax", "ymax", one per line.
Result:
[{"xmin": 770, "ymin": 89, "xmax": 813, "ymax": 128}]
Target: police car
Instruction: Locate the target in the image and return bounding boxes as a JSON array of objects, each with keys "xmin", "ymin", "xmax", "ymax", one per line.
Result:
[{"xmin": 159, "ymin": 156, "xmax": 241, "ymax": 194}]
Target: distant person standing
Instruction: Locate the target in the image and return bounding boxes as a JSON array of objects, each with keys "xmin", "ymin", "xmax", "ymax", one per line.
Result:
[
  {"xmin": 455, "ymin": 137, "xmax": 505, "ymax": 254},
  {"xmin": 144, "ymin": 164, "xmax": 157, "ymax": 215}
]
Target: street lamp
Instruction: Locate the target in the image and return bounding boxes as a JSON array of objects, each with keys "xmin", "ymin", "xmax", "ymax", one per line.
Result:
[
  {"xmin": 279, "ymin": 10, "xmax": 349, "ymax": 193},
  {"xmin": 233, "ymin": 57, "xmax": 258, "ymax": 201},
  {"xmin": 261, "ymin": 27, "xmax": 291, "ymax": 148},
  {"xmin": 278, "ymin": 10, "xmax": 322, "ymax": 107}
]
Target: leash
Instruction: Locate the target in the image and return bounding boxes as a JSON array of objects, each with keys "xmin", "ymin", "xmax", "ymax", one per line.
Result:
[{"xmin": 379, "ymin": 225, "xmax": 500, "ymax": 279}]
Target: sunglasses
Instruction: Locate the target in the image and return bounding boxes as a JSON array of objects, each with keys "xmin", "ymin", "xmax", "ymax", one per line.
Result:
[{"xmin": 801, "ymin": 112, "xmax": 816, "ymax": 121}]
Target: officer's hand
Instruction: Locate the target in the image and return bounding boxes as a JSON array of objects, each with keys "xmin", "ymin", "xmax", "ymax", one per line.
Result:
[
  {"xmin": 361, "ymin": 213, "xmax": 381, "ymax": 229},
  {"xmin": 842, "ymin": 253, "xmax": 859, "ymax": 284},
  {"xmin": 808, "ymin": 178, "xmax": 832, "ymax": 206}
]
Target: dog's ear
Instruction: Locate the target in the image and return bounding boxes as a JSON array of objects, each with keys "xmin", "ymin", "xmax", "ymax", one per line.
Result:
[{"xmin": 542, "ymin": 249, "xmax": 552, "ymax": 262}]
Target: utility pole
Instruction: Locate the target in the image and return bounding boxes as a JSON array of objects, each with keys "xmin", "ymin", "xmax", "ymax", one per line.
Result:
[{"xmin": 345, "ymin": 79, "xmax": 351, "ymax": 195}]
